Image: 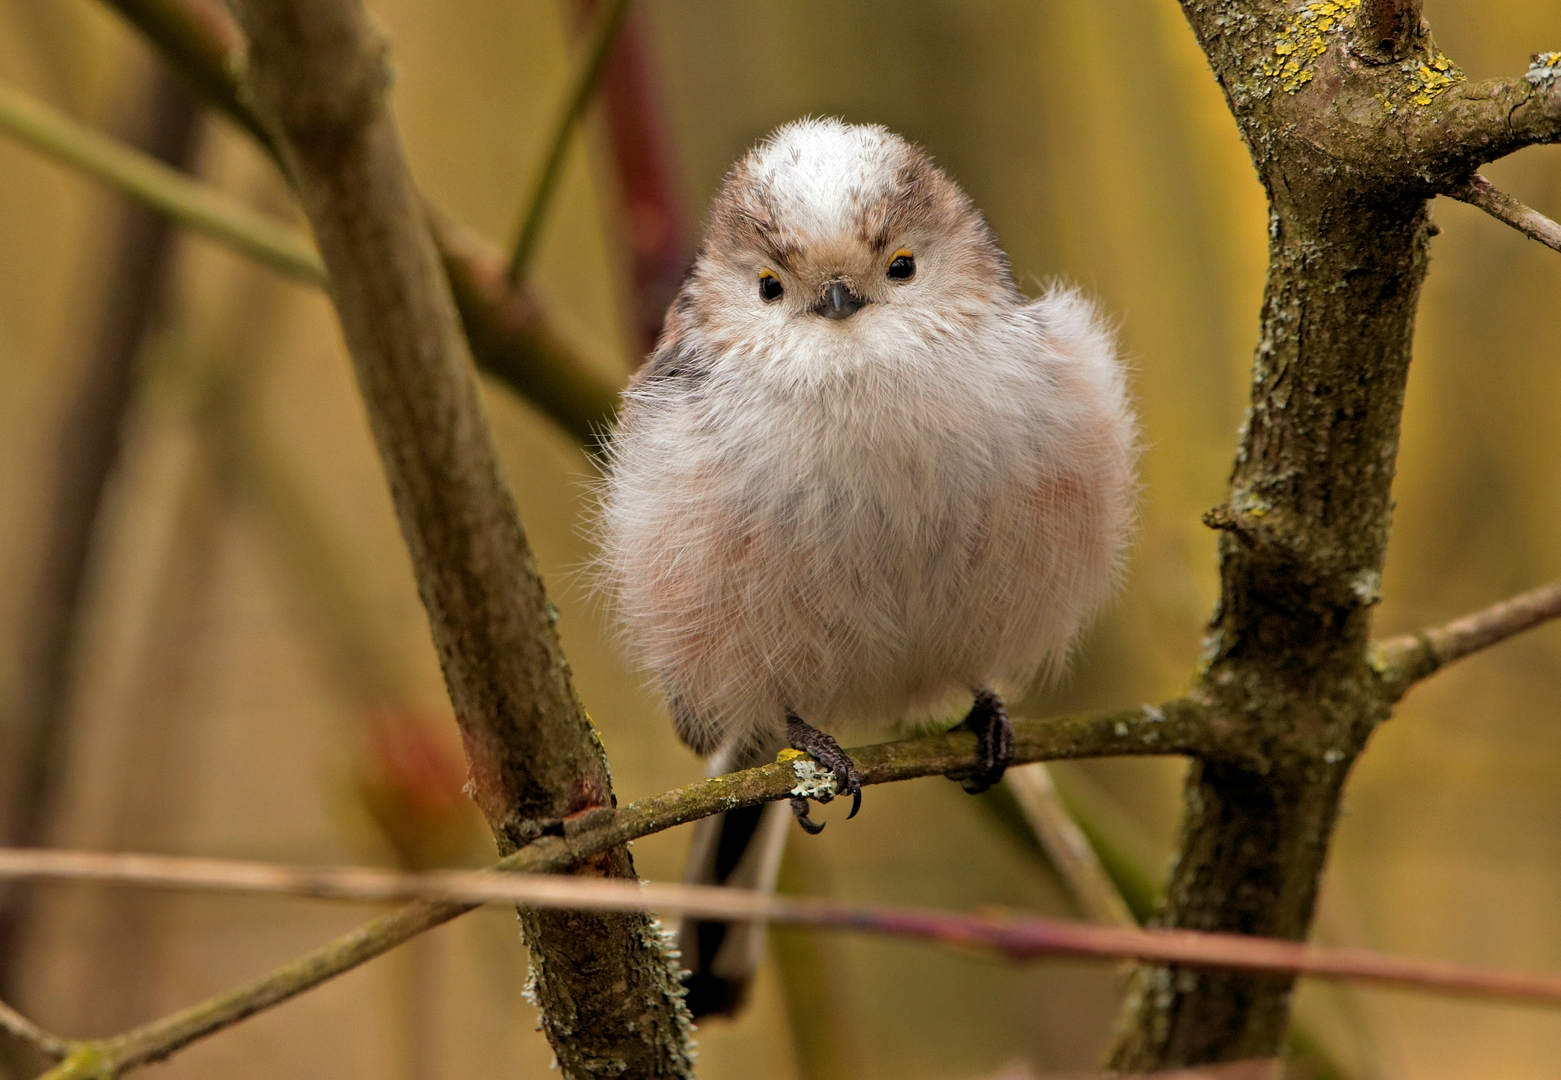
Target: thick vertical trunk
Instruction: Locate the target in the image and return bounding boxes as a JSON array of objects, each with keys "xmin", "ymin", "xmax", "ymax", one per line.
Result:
[{"xmin": 1109, "ymin": 186, "xmax": 1432, "ymax": 1068}]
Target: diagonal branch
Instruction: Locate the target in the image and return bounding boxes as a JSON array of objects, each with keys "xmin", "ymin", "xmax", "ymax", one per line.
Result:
[
  {"xmin": 1373, "ymin": 579, "xmax": 1561, "ymax": 700},
  {"xmin": 12, "ymin": 849, "xmax": 1561, "ymax": 1017},
  {"xmin": 18, "ymin": 705, "xmax": 1202, "ymax": 1077},
  {"xmin": 0, "ymin": 998, "xmax": 68, "ymax": 1061},
  {"xmin": 226, "ymin": 0, "xmax": 690, "ymax": 1074},
  {"xmin": 1419, "ymin": 69, "xmax": 1561, "ymax": 180},
  {"xmin": 106, "ymin": 0, "xmax": 276, "ymax": 155},
  {"xmin": 96, "ymin": 0, "xmax": 621, "ymax": 443},
  {"xmin": 1005, "ymin": 764, "xmax": 1136, "ymax": 927},
  {"xmin": 0, "ymin": 79, "xmax": 325, "ymax": 283},
  {"xmin": 1446, "ymin": 174, "xmax": 1561, "ymax": 254},
  {"xmin": 507, "ymin": 0, "xmax": 632, "ymax": 284}
]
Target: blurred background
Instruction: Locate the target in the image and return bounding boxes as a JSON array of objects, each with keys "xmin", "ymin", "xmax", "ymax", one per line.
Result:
[{"xmin": 0, "ymin": 0, "xmax": 1558, "ymax": 1077}]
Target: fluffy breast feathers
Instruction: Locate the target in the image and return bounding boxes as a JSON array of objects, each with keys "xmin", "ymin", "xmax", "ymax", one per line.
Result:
[{"xmin": 594, "ymin": 119, "xmax": 1138, "ymax": 759}]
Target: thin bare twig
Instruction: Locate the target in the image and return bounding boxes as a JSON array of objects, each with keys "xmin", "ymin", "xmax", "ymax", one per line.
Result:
[
  {"xmin": 12, "ymin": 847, "xmax": 1561, "ymax": 1010},
  {"xmin": 0, "ymin": 998, "xmax": 69, "ymax": 1060},
  {"xmin": 1005, "ymin": 764, "xmax": 1136, "ymax": 928},
  {"xmin": 1447, "ymin": 174, "xmax": 1561, "ymax": 254},
  {"xmin": 507, "ymin": 0, "xmax": 633, "ymax": 284},
  {"xmin": 21, "ymin": 706, "xmax": 1201, "ymax": 1077},
  {"xmin": 1373, "ymin": 579, "xmax": 1561, "ymax": 698}
]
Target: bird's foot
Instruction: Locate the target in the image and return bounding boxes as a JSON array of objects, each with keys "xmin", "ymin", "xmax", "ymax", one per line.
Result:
[
  {"xmin": 944, "ymin": 688, "xmax": 1014, "ymax": 794},
  {"xmin": 785, "ymin": 714, "xmax": 862, "ymax": 833}
]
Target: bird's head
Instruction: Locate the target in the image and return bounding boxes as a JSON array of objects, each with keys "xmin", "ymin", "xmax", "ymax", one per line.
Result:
[{"xmin": 681, "ymin": 119, "xmax": 1017, "ymax": 358}]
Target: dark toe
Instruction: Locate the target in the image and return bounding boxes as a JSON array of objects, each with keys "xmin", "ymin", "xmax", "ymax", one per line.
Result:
[
  {"xmin": 946, "ymin": 688, "xmax": 1015, "ymax": 794},
  {"xmin": 790, "ymin": 796, "xmax": 826, "ymax": 834}
]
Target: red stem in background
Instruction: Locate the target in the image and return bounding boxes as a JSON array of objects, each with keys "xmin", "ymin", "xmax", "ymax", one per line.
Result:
[{"xmin": 574, "ymin": 0, "xmax": 690, "ymax": 358}]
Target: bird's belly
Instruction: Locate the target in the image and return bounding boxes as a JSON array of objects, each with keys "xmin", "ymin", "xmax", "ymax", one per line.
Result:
[{"xmin": 661, "ymin": 417, "xmax": 1040, "ymax": 727}]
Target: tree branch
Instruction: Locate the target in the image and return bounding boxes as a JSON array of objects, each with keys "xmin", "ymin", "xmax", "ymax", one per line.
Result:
[
  {"xmin": 0, "ymin": 78, "xmax": 618, "ymax": 443},
  {"xmin": 0, "ymin": 79, "xmax": 325, "ymax": 283},
  {"xmin": 10, "ymin": 706, "xmax": 1198, "ymax": 1076},
  {"xmin": 1353, "ymin": 0, "xmax": 1424, "ymax": 61},
  {"xmin": 507, "ymin": 0, "xmax": 632, "ymax": 284},
  {"xmin": 96, "ymin": 0, "xmax": 622, "ymax": 442},
  {"xmin": 0, "ymin": 998, "xmax": 68, "ymax": 1061},
  {"xmin": 1372, "ymin": 579, "xmax": 1561, "ymax": 700},
  {"xmin": 226, "ymin": 0, "xmax": 689, "ymax": 1074},
  {"xmin": 12, "ymin": 848, "xmax": 1561, "ymax": 1019},
  {"xmin": 1420, "ymin": 69, "xmax": 1561, "ymax": 180},
  {"xmin": 103, "ymin": 0, "xmax": 276, "ymax": 155},
  {"xmin": 1005, "ymin": 764, "xmax": 1136, "ymax": 927},
  {"xmin": 1446, "ymin": 174, "xmax": 1561, "ymax": 254}
]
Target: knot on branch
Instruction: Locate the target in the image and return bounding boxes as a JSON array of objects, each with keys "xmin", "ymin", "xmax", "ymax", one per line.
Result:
[
  {"xmin": 1352, "ymin": 0, "xmax": 1426, "ymax": 63},
  {"xmin": 1202, "ymin": 502, "xmax": 1280, "ymax": 548},
  {"xmin": 233, "ymin": 1, "xmax": 394, "ymax": 146}
]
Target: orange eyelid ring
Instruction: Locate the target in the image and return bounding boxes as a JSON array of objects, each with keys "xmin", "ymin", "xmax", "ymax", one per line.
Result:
[
  {"xmin": 759, "ymin": 269, "xmax": 777, "ymax": 279},
  {"xmin": 890, "ymin": 248, "xmax": 913, "ymax": 262}
]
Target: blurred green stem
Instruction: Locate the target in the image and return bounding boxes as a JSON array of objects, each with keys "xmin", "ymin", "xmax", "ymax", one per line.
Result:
[
  {"xmin": 0, "ymin": 79, "xmax": 325, "ymax": 284},
  {"xmin": 97, "ymin": 0, "xmax": 625, "ymax": 440},
  {"xmin": 1037, "ymin": 767, "xmax": 1366, "ymax": 1080},
  {"xmin": 772, "ymin": 843, "xmax": 867, "ymax": 1080},
  {"xmin": 507, "ymin": 0, "xmax": 633, "ymax": 285},
  {"xmin": 1005, "ymin": 763, "xmax": 1136, "ymax": 928}
]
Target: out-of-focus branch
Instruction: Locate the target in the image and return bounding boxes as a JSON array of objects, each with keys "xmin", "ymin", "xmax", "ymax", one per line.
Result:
[
  {"xmin": 430, "ymin": 210, "xmax": 617, "ymax": 442},
  {"xmin": 1372, "ymin": 579, "xmax": 1561, "ymax": 700},
  {"xmin": 0, "ymin": 79, "xmax": 619, "ymax": 442},
  {"xmin": 1446, "ymin": 174, "xmax": 1561, "ymax": 254},
  {"xmin": 96, "ymin": 0, "xmax": 624, "ymax": 442},
  {"xmin": 227, "ymin": 1, "xmax": 690, "ymax": 1075},
  {"xmin": 0, "ymin": 64, "xmax": 202, "ymax": 1076},
  {"xmin": 0, "ymin": 79, "xmax": 325, "ymax": 283},
  {"xmin": 506, "ymin": 0, "xmax": 632, "ymax": 284},
  {"xmin": 13, "ymin": 705, "xmax": 1201, "ymax": 1076},
  {"xmin": 579, "ymin": 0, "xmax": 691, "ymax": 355},
  {"xmin": 102, "ymin": 0, "xmax": 275, "ymax": 154},
  {"xmin": 0, "ymin": 999, "xmax": 67, "ymax": 1061},
  {"xmin": 772, "ymin": 844, "xmax": 867, "ymax": 1080},
  {"xmin": 1004, "ymin": 763, "xmax": 1135, "ymax": 928},
  {"xmin": 14, "ymin": 848, "xmax": 1561, "ymax": 1014}
]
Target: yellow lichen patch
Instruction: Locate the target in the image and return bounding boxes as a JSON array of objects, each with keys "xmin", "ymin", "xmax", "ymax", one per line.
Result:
[
  {"xmin": 1262, "ymin": 0, "xmax": 1362, "ymax": 94},
  {"xmin": 1379, "ymin": 50, "xmax": 1466, "ymax": 112},
  {"xmin": 776, "ymin": 747, "xmax": 806, "ymax": 762},
  {"xmin": 1405, "ymin": 51, "xmax": 1464, "ymax": 105}
]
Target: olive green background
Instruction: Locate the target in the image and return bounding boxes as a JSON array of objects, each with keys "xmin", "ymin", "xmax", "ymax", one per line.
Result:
[{"xmin": 0, "ymin": 1, "xmax": 1558, "ymax": 1076}]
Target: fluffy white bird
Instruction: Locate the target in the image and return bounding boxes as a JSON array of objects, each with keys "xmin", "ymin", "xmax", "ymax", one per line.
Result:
[{"xmin": 595, "ymin": 118, "xmax": 1137, "ymax": 1015}]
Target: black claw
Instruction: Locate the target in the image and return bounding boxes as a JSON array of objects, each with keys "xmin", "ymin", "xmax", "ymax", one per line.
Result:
[
  {"xmin": 785, "ymin": 713, "xmax": 864, "ymax": 832},
  {"xmin": 945, "ymin": 688, "xmax": 1015, "ymax": 795},
  {"xmin": 790, "ymin": 796, "xmax": 826, "ymax": 834}
]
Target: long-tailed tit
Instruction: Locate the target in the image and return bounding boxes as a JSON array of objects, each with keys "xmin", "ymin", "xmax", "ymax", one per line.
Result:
[{"xmin": 596, "ymin": 118, "xmax": 1137, "ymax": 1014}]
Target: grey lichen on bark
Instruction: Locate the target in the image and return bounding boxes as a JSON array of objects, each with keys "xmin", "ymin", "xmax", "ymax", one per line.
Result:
[
  {"xmin": 226, "ymin": 1, "xmax": 692, "ymax": 1076},
  {"xmin": 1109, "ymin": 1, "xmax": 1561, "ymax": 1071}
]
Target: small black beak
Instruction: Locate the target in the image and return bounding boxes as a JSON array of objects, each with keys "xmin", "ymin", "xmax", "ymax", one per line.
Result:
[{"xmin": 817, "ymin": 280, "xmax": 867, "ymax": 320}]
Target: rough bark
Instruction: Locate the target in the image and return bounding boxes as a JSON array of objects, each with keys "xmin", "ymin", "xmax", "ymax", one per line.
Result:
[
  {"xmin": 1109, "ymin": 2, "xmax": 1561, "ymax": 1069},
  {"xmin": 227, "ymin": 2, "xmax": 692, "ymax": 1076}
]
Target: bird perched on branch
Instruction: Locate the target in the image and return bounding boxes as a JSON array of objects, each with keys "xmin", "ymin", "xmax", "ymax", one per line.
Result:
[{"xmin": 595, "ymin": 118, "xmax": 1137, "ymax": 1015}]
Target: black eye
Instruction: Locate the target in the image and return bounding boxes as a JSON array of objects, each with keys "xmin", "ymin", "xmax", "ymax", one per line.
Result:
[
  {"xmin": 887, "ymin": 250, "xmax": 916, "ymax": 280},
  {"xmin": 759, "ymin": 271, "xmax": 783, "ymax": 301}
]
